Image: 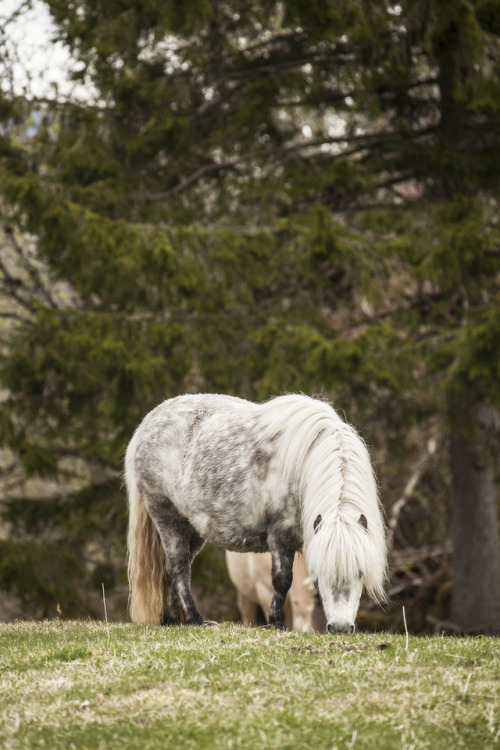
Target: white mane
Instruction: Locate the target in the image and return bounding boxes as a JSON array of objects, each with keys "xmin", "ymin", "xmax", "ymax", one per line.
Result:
[{"xmin": 259, "ymin": 394, "xmax": 387, "ymax": 601}]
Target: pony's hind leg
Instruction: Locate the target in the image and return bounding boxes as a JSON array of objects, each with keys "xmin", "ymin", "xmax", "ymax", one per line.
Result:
[
  {"xmin": 267, "ymin": 525, "xmax": 296, "ymax": 630},
  {"xmin": 145, "ymin": 493, "xmax": 205, "ymax": 625},
  {"xmin": 166, "ymin": 528, "xmax": 205, "ymax": 625},
  {"xmin": 160, "ymin": 574, "xmax": 181, "ymax": 626}
]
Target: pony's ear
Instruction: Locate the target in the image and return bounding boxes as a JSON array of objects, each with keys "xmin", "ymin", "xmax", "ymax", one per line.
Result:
[
  {"xmin": 313, "ymin": 514, "xmax": 322, "ymax": 534},
  {"xmin": 358, "ymin": 513, "xmax": 368, "ymax": 530}
]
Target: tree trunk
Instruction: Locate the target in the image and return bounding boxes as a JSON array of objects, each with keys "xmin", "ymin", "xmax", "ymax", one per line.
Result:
[{"xmin": 450, "ymin": 397, "xmax": 500, "ymax": 633}]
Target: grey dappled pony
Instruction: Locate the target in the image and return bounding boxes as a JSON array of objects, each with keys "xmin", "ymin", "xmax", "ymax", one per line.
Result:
[{"xmin": 125, "ymin": 393, "xmax": 388, "ymax": 633}]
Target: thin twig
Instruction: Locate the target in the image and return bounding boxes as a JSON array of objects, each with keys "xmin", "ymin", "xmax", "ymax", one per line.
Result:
[
  {"xmin": 402, "ymin": 606, "xmax": 409, "ymax": 652},
  {"xmin": 102, "ymin": 583, "xmax": 110, "ymax": 642}
]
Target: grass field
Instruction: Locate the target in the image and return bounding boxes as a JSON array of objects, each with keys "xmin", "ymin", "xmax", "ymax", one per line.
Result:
[{"xmin": 0, "ymin": 621, "xmax": 499, "ymax": 749}]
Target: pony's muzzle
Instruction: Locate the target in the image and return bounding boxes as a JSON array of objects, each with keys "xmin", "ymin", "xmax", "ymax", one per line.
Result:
[{"xmin": 327, "ymin": 622, "xmax": 356, "ymax": 635}]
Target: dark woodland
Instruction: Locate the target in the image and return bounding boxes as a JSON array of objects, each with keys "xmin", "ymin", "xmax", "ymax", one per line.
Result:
[{"xmin": 0, "ymin": 0, "xmax": 499, "ymax": 633}]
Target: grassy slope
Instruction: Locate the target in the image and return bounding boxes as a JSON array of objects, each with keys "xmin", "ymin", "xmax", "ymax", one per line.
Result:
[{"xmin": 0, "ymin": 621, "xmax": 499, "ymax": 749}]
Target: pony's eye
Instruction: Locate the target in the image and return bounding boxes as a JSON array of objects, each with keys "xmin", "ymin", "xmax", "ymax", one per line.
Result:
[{"xmin": 358, "ymin": 514, "xmax": 368, "ymax": 530}]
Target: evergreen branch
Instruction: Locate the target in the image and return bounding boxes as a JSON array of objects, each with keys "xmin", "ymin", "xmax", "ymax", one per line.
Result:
[
  {"xmin": 0, "ymin": 263, "xmax": 36, "ymax": 314},
  {"xmin": 143, "ymin": 159, "xmax": 241, "ymax": 200},
  {"xmin": 139, "ymin": 126, "xmax": 437, "ymax": 202},
  {"xmin": 0, "ymin": 466, "xmax": 30, "ymax": 495},
  {"xmin": 0, "ymin": 310, "xmax": 34, "ymax": 325},
  {"xmin": 215, "ymin": 30, "xmax": 404, "ymax": 79},
  {"xmin": 222, "ymin": 54, "xmax": 336, "ymax": 80},
  {"xmin": 1, "ymin": 221, "xmax": 59, "ymax": 310},
  {"xmin": 280, "ymin": 125, "xmax": 437, "ymax": 157},
  {"xmin": 168, "ymin": 160, "xmax": 237, "ymax": 195},
  {"xmin": 278, "ymin": 75, "xmax": 439, "ymax": 110},
  {"xmin": 212, "ymin": 29, "xmax": 309, "ymax": 63}
]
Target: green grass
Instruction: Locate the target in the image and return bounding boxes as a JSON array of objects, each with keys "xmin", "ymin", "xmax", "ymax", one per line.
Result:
[{"xmin": 0, "ymin": 622, "xmax": 499, "ymax": 749}]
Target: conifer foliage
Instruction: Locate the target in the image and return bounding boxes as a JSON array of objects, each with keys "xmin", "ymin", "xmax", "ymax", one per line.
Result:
[{"xmin": 1, "ymin": 1, "xmax": 499, "ymax": 629}]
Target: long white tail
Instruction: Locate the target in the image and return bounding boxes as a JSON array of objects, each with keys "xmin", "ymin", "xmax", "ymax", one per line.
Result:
[{"xmin": 125, "ymin": 433, "xmax": 167, "ymax": 624}]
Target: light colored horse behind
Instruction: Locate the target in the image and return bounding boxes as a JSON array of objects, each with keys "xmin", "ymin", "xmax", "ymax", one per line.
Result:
[{"xmin": 226, "ymin": 550, "xmax": 327, "ymax": 633}]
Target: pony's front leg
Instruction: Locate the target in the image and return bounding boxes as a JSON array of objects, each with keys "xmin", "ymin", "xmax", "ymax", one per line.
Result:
[{"xmin": 268, "ymin": 528, "xmax": 296, "ymax": 630}]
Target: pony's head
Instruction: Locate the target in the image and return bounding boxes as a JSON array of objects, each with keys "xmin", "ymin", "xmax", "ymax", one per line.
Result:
[
  {"xmin": 308, "ymin": 512, "xmax": 387, "ymax": 634},
  {"xmin": 317, "ymin": 578, "xmax": 363, "ymax": 634}
]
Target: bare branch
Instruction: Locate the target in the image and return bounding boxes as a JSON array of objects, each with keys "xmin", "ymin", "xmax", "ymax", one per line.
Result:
[{"xmin": 387, "ymin": 434, "xmax": 441, "ymax": 553}]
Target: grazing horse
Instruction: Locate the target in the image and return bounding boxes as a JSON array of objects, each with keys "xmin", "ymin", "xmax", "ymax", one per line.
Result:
[
  {"xmin": 225, "ymin": 550, "xmax": 327, "ymax": 632},
  {"xmin": 126, "ymin": 393, "xmax": 387, "ymax": 633}
]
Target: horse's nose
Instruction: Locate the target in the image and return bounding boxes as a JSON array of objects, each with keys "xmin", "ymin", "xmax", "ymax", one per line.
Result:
[{"xmin": 327, "ymin": 622, "xmax": 356, "ymax": 635}]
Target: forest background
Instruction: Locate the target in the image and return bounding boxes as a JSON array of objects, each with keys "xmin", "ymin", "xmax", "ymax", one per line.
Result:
[{"xmin": 0, "ymin": 0, "xmax": 499, "ymax": 635}]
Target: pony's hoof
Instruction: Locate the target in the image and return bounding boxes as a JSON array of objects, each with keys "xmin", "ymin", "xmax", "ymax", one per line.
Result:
[
  {"xmin": 272, "ymin": 621, "xmax": 287, "ymax": 631},
  {"xmin": 160, "ymin": 617, "xmax": 181, "ymax": 626},
  {"xmin": 185, "ymin": 613, "xmax": 204, "ymax": 626},
  {"xmin": 202, "ymin": 619, "xmax": 218, "ymax": 627}
]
